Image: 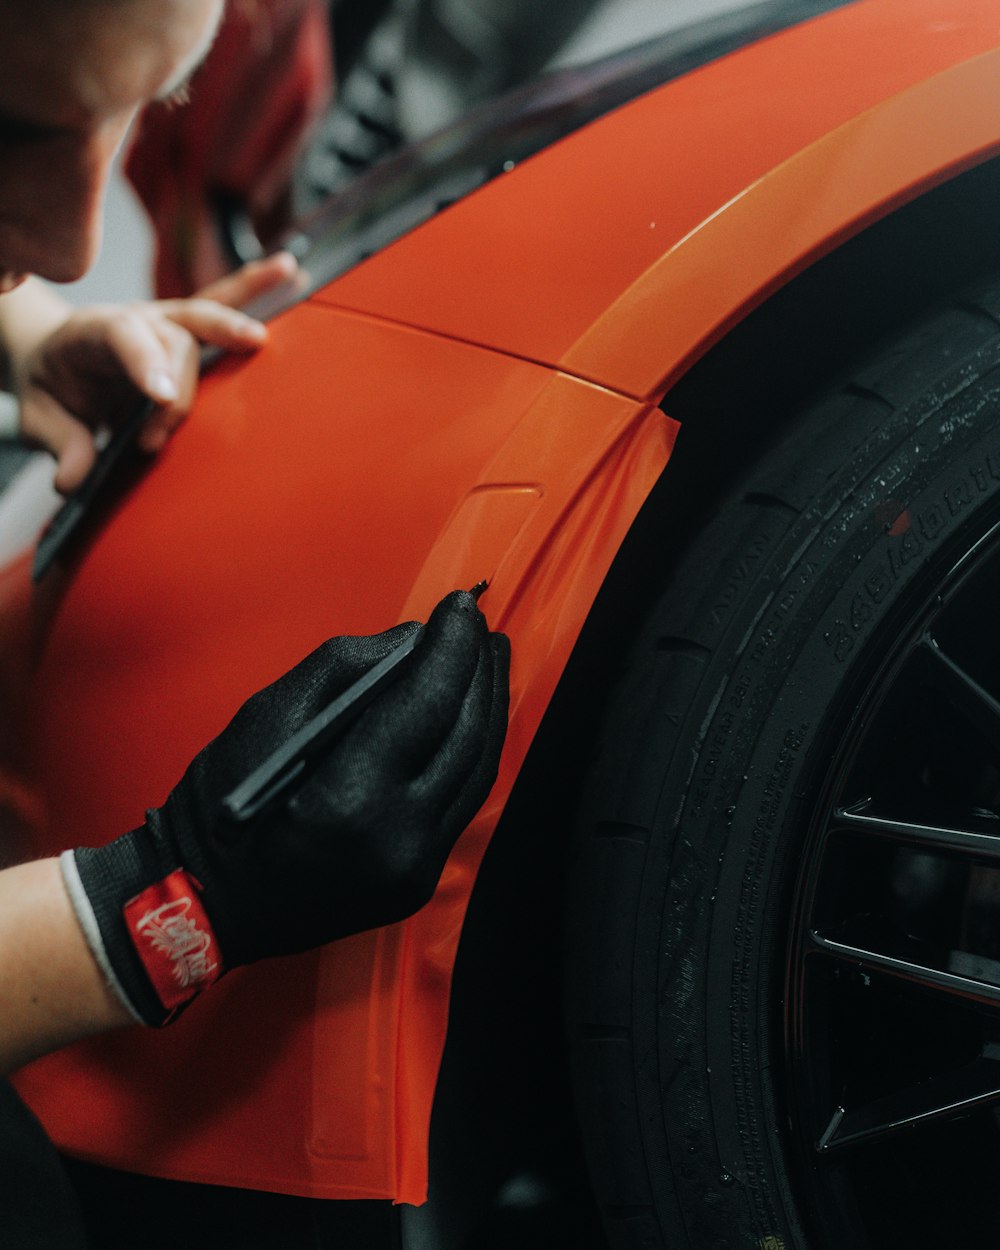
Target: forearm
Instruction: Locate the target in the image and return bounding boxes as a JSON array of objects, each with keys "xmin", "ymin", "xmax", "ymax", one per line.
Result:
[
  {"xmin": 0, "ymin": 858, "xmax": 133, "ymax": 1073},
  {"xmin": 0, "ymin": 279, "xmax": 71, "ymax": 390}
]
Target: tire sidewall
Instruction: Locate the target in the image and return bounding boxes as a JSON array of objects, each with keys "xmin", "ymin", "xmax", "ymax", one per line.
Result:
[{"xmin": 621, "ymin": 365, "xmax": 1000, "ymax": 1246}]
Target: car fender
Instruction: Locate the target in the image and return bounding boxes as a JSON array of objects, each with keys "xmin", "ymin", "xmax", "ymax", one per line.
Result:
[
  {"xmin": 6, "ymin": 0, "xmax": 1000, "ymax": 1206},
  {"xmin": 325, "ymin": 0, "xmax": 1000, "ymax": 402}
]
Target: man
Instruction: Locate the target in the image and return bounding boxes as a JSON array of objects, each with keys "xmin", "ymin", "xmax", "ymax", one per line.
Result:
[
  {"xmin": 0, "ymin": 0, "xmax": 297, "ymax": 492},
  {"xmin": 0, "ymin": 0, "xmax": 509, "ymax": 1241}
]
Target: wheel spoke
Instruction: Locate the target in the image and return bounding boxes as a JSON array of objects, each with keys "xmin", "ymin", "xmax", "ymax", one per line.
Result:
[
  {"xmin": 833, "ymin": 802, "xmax": 1000, "ymax": 863},
  {"xmin": 917, "ymin": 634, "xmax": 1000, "ymax": 754},
  {"xmin": 815, "ymin": 1057, "xmax": 1000, "ymax": 1154},
  {"xmin": 808, "ymin": 930, "xmax": 1000, "ymax": 1008}
]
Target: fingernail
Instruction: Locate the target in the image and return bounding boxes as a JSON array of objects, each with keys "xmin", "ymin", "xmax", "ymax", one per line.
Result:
[
  {"xmin": 148, "ymin": 370, "xmax": 178, "ymax": 403},
  {"xmin": 240, "ymin": 318, "xmax": 267, "ymax": 342},
  {"xmin": 271, "ymin": 250, "xmax": 298, "ymax": 274}
]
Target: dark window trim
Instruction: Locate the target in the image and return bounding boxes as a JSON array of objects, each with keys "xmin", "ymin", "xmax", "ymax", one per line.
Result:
[{"xmin": 248, "ymin": 0, "xmax": 857, "ymax": 319}]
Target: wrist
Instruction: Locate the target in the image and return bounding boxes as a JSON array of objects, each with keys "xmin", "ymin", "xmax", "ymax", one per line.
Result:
[
  {"xmin": 0, "ymin": 858, "xmax": 133, "ymax": 1073},
  {"xmin": 69, "ymin": 826, "xmax": 226, "ymax": 1028}
]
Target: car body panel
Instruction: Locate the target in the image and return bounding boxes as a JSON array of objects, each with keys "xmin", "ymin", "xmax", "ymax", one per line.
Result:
[
  {"xmin": 3, "ymin": 306, "xmax": 672, "ymax": 1200},
  {"xmin": 5, "ymin": 0, "xmax": 1000, "ymax": 1206},
  {"xmin": 321, "ymin": 0, "xmax": 1000, "ymax": 399}
]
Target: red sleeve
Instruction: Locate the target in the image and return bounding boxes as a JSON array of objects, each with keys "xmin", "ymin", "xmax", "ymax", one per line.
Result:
[{"xmin": 126, "ymin": 0, "xmax": 332, "ymax": 297}]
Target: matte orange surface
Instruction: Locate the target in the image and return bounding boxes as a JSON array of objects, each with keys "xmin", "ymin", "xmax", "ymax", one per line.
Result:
[
  {"xmin": 4, "ymin": 306, "xmax": 672, "ymax": 1199},
  {"xmin": 6, "ymin": 0, "xmax": 1000, "ymax": 1205}
]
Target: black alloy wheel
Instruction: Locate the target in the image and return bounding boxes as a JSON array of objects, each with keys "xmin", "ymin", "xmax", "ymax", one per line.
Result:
[
  {"xmin": 788, "ymin": 507, "xmax": 1000, "ymax": 1248},
  {"xmin": 566, "ymin": 275, "xmax": 1000, "ymax": 1249}
]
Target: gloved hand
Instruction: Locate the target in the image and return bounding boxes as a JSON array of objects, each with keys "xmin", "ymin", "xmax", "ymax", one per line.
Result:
[{"xmin": 61, "ymin": 590, "xmax": 510, "ymax": 1025}]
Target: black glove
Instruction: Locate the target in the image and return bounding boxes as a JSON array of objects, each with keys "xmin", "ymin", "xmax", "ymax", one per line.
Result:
[{"xmin": 62, "ymin": 591, "xmax": 510, "ymax": 1025}]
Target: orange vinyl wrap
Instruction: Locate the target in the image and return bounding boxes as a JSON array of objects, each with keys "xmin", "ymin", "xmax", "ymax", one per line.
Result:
[
  {"xmin": 3, "ymin": 308, "xmax": 673, "ymax": 1200},
  {"xmin": 5, "ymin": 0, "xmax": 1000, "ymax": 1204}
]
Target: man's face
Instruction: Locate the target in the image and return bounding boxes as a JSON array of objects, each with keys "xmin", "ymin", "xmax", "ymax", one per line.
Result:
[{"xmin": 0, "ymin": 0, "xmax": 223, "ymax": 291}]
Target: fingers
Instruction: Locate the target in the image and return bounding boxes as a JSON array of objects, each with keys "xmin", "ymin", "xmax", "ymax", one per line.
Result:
[
  {"xmin": 349, "ymin": 591, "xmax": 492, "ymax": 779},
  {"xmin": 19, "ymin": 387, "xmax": 98, "ymax": 494},
  {"xmin": 118, "ymin": 315, "xmax": 192, "ymax": 454},
  {"xmin": 436, "ymin": 631, "xmax": 510, "ymax": 833},
  {"xmin": 123, "ymin": 297, "xmax": 270, "ymax": 450},
  {"xmin": 86, "ymin": 305, "xmax": 181, "ymax": 408},
  {"xmin": 60, "ymin": 307, "xmax": 194, "ymax": 461},
  {"xmin": 18, "ymin": 309, "xmax": 195, "ymax": 487},
  {"xmin": 404, "ymin": 590, "xmax": 489, "ymax": 747},
  {"xmin": 261, "ymin": 622, "xmax": 423, "ymax": 723},
  {"xmin": 159, "ymin": 249, "xmax": 303, "ymax": 350},
  {"xmin": 155, "ymin": 298, "xmax": 268, "ymax": 355},
  {"xmin": 224, "ymin": 621, "xmax": 423, "ymax": 753},
  {"xmin": 193, "ymin": 252, "xmax": 300, "ymax": 310},
  {"xmin": 16, "ymin": 281, "xmax": 281, "ymax": 488}
]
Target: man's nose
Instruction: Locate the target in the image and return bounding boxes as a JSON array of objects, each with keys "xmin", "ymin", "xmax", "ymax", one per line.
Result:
[{"xmin": 26, "ymin": 123, "xmax": 124, "ymax": 284}]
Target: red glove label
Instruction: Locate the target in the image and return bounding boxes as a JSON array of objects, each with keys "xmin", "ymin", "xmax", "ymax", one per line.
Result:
[{"xmin": 123, "ymin": 870, "xmax": 224, "ymax": 1011}]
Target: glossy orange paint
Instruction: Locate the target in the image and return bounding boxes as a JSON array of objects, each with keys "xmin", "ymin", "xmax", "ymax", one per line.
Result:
[
  {"xmin": 323, "ymin": 0, "xmax": 1000, "ymax": 400},
  {"xmin": 6, "ymin": 0, "xmax": 1000, "ymax": 1206}
]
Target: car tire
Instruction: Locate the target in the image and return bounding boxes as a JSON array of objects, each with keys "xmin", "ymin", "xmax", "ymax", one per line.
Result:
[{"xmin": 567, "ymin": 278, "xmax": 1000, "ymax": 1249}]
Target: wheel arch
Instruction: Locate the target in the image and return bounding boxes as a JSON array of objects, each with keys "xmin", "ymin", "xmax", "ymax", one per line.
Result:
[
  {"xmin": 427, "ymin": 150, "xmax": 1000, "ymax": 1234},
  {"xmin": 656, "ymin": 151, "xmax": 1000, "ymax": 560},
  {"xmin": 463, "ymin": 149, "xmax": 1000, "ymax": 954}
]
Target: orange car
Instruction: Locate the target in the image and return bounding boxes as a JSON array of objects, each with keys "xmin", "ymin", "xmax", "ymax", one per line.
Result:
[{"xmin": 5, "ymin": 1, "xmax": 1000, "ymax": 1246}]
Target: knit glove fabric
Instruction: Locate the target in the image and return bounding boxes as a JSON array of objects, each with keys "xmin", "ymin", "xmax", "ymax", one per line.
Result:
[{"xmin": 62, "ymin": 590, "xmax": 510, "ymax": 1025}]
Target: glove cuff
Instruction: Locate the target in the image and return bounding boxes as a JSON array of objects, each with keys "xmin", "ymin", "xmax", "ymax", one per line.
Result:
[
  {"xmin": 65, "ymin": 832, "xmax": 226, "ymax": 1027},
  {"xmin": 60, "ymin": 850, "xmax": 146, "ymax": 1026}
]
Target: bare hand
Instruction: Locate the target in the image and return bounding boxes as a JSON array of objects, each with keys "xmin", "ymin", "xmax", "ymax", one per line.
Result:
[{"xmin": 17, "ymin": 253, "xmax": 298, "ymax": 493}]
